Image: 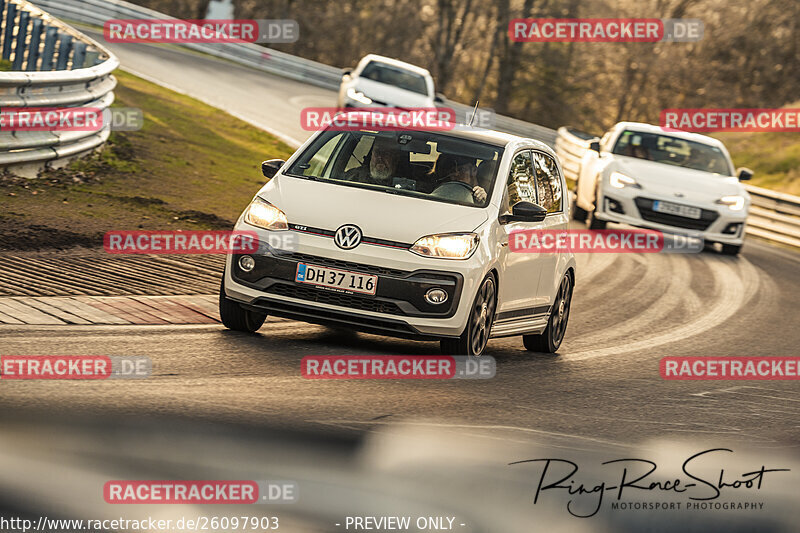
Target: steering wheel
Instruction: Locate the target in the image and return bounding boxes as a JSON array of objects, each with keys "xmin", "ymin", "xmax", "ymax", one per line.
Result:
[{"xmin": 432, "ymin": 181, "xmax": 475, "ymax": 203}]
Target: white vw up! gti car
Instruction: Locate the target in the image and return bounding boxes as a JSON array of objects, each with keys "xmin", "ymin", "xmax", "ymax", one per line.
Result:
[
  {"xmin": 220, "ymin": 122, "xmax": 576, "ymax": 356},
  {"xmin": 574, "ymin": 122, "xmax": 752, "ymax": 255},
  {"xmin": 338, "ymin": 54, "xmax": 443, "ymax": 109}
]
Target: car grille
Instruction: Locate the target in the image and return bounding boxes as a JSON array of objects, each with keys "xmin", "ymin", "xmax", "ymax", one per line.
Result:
[
  {"xmin": 634, "ymin": 197, "xmax": 719, "ymax": 231},
  {"xmin": 265, "ymin": 283, "xmax": 406, "ymax": 315},
  {"xmin": 280, "ymin": 252, "xmax": 410, "ymax": 278}
]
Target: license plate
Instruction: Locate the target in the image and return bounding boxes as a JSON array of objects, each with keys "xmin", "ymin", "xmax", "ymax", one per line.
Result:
[
  {"xmin": 295, "ymin": 263, "xmax": 377, "ymax": 295},
  {"xmin": 652, "ymin": 200, "xmax": 702, "ymax": 219}
]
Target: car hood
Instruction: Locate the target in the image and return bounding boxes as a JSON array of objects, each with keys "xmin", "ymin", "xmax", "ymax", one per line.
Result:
[
  {"xmin": 258, "ymin": 175, "xmax": 488, "ymax": 243},
  {"xmin": 612, "ymin": 156, "xmax": 745, "ymax": 200},
  {"xmin": 356, "ymin": 78, "xmax": 432, "ymax": 107}
]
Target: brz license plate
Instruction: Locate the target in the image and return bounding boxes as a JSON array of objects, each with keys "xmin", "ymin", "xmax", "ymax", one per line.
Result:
[
  {"xmin": 295, "ymin": 263, "xmax": 377, "ymax": 295},
  {"xmin": 652, "ymin": 200, "xmax": 702, "ymax": 219}
]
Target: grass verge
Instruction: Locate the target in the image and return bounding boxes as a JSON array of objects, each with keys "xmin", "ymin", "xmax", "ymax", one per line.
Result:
[
  {"xmin": 715, "ymin": 130, "xmax": 800, "ymax": 196},
  {"xmin": 0, "ymin": 70, "xmax": 295, "ymax": 251}
]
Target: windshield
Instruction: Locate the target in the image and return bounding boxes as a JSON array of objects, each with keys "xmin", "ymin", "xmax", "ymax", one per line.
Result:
[
  {"xmin": 360, "ymin": 61, "xmax": 430, "ymax": 95},
  {"xmin": 285, "ymin": 131, "xmax": 504, "ymax": 208},
  {"xmin": 612, "ymin": 130, "xmax": 733, "ymax": 175}
]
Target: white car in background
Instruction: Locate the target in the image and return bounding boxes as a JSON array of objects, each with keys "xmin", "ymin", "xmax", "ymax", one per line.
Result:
[
  {"xmin": 574, "ymin": 122, "xmax": 753, "ymax": 255},
  {"xmin": 337, "ymin": 54, "xmax": 444, "ymax": 109}
]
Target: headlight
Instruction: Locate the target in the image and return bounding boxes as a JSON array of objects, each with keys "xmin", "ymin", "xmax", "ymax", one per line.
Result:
[
  {"xmin": 716, "ymin": 195, "xmax": 745, "ymax": 211},
  {"xmin": 244, "ymin": 197, "xmax": 288, "ymax": 230},
  {"xmin": 346, "ymin": 87, "xmax": 372, "ymax": 105},
  {"xmin": 609, "ymin": 172, "xmax": 641, "ymax": 189},
  {"xmin": 410, "ymin": 233, "xmax": 479, "ymax": 260}
]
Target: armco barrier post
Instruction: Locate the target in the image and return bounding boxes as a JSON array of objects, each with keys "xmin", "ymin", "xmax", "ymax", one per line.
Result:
[
  {"xmin": 26, "ymin": 17, "xmax": 42, "ymax": 71},
  {"xmin": 11, "ymin": 10, "xmax": 29, "ymax": 70},
  {"xmin": 2, "ymin": 1, "xmax": 15, "ymax": 60},
  {"xmin": 40, "ymin": 26, "xmax": 57, "ymax": 70},
  {"xmin": 55, "ymin": 33, "xmax": 72, "ymax": 70}
]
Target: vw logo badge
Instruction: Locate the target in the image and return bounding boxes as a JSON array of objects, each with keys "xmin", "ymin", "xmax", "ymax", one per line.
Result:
[{"xmin": 334, "ymin": 224, "xmax": 363, "ymax": 250}]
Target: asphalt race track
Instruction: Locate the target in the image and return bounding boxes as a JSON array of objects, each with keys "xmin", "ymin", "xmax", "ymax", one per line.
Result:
[{"xmin": 2, "ymin": 30, "xmax": 800, "ymax": 452}]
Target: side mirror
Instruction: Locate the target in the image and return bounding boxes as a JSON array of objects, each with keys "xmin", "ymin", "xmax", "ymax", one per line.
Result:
[
  {"xmin": 261, "ymin": 159, "xmax": 285, "ymax": 179},
  {"xmin": 737, "ymin": 167, "xmax": 753, "ymax": 181},
  {"xmin": 341, "ymin": 68, "xmax": 352, "ymax": 77},
  {"xmin": 500, "ymin": 201, "xmax": 548, "ymax": 224},
  {"xmin": 434, "ymin": 92, "xmax": 446, "ymax": 104},
  {"xmin": 589, "ymin": 141, "xmax": 600, "ymax": 153}
]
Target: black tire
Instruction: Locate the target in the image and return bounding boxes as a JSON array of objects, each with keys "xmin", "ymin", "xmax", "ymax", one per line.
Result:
[
  {"xmin": 587, "ymin": 182, "xmax": 607, "ymax": 229},
  {"xmin": 523, "ymin": 273, "xmax": 573, "ymax": 354},
  {"xmin": 720, "ymin": 243, "xmax": 742, "ymax": 256},
  {"xmin": 440, "ymin": 274, "xmax": 497, "ymax": 356},
  {"xmin": 587, "ymin": 210, "xmax": 607, "ymax": 230},
  {"xmin": 219, "ymin": 280, "xmax": 267, "ymax": 333},
  {"xmin": 572, "ymin": 203, "xmax": 588, "ymax": 222}
]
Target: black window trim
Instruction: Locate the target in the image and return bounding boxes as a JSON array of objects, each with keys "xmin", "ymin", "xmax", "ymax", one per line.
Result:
[{"xmin": 531, "ymin": 148, "xmax": 566, "ymax": 217}]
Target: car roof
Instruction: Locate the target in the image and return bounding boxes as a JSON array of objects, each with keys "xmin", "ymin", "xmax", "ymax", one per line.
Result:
[
  {"xmin": 613, "ymin": 121, "xmax": 725, "ymax": 148},
  {"xmin": 359, "ymin": 54, "xmax": 432, "ymax": 77}
]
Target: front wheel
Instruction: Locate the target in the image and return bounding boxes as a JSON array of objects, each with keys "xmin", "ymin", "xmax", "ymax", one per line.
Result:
[
  {"xmin": 587, "ymin": 207, "xmax": 607, "ymax": 230},
  {"xmin": 440, "ymin": 274, "xmax": 497, "ymax": 356},
  {"xmin": 219, "ymin": 279, "xmax": 267, "ymax": 333},
  {"xmin": 523, "ymin": 273, "xmax": 573, "ymax": 353}
]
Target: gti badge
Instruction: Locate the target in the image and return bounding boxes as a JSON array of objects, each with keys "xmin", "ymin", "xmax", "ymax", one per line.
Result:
[{"xmin": 334, "ymin": 224, "xmax": 363, "ymax": 250}]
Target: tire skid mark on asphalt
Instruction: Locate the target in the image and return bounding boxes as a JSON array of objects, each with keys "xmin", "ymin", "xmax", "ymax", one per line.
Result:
[
  {"xmin": 690, "ymin": 387, "xmax": 800, "ymax": 407},
  {"xmin": 563, "ymin": 256, "xmax": 763, "ymax": 361},
  {"xmin": 513, "ymin": 403, "xmax": 743, "ymax": 431},
  {"xmin": 568, "ymin": 253, "xmax": 692, "ymax": 349},
  {"xmin": 573, "ymin": 251, "xmax": 617, "ymax": 286},
  {"xmin": 569, "ymin": 252, "xmax": 667, "ymax": 338},
  {"xmin": 308, "ymin": 419, "xmax": 631, "ymax": 450},
  {"xmin": 574, "ymin": 251, "xmax": 640, "ymax": 306}
]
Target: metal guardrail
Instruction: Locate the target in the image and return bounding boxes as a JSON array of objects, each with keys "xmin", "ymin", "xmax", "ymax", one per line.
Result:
[
  {"xmin": 32, "ymin": 0, "xmax": 343, "ymax": 90},
  {"xmin": 31, "ymin": 0, "xmax": 561, "ymax": 148},
  {"xmin": 555, "ymin": 126, "xmax": 800, "ymax": 248},
  {"xmin": 0, "ymin": 0, "xmax": 118, "ymax": 174}
]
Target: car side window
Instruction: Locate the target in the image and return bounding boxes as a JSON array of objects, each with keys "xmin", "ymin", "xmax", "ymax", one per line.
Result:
[
  {"xmin": 532, "ymin": 151, "xmax": 563, "ymax": 213},
  {"xmin": 504, "ymin": 150, "xmax": 536, "ymax": 211},
  {"xmin": 302, "ymin": 133, "xmax": 345, "ymax": 177}
]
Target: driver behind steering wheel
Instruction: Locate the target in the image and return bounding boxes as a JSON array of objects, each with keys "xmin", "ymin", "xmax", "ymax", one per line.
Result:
[{"xmin": 432, "ymin": 154, "xmax": 487, "ymax": 204}]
